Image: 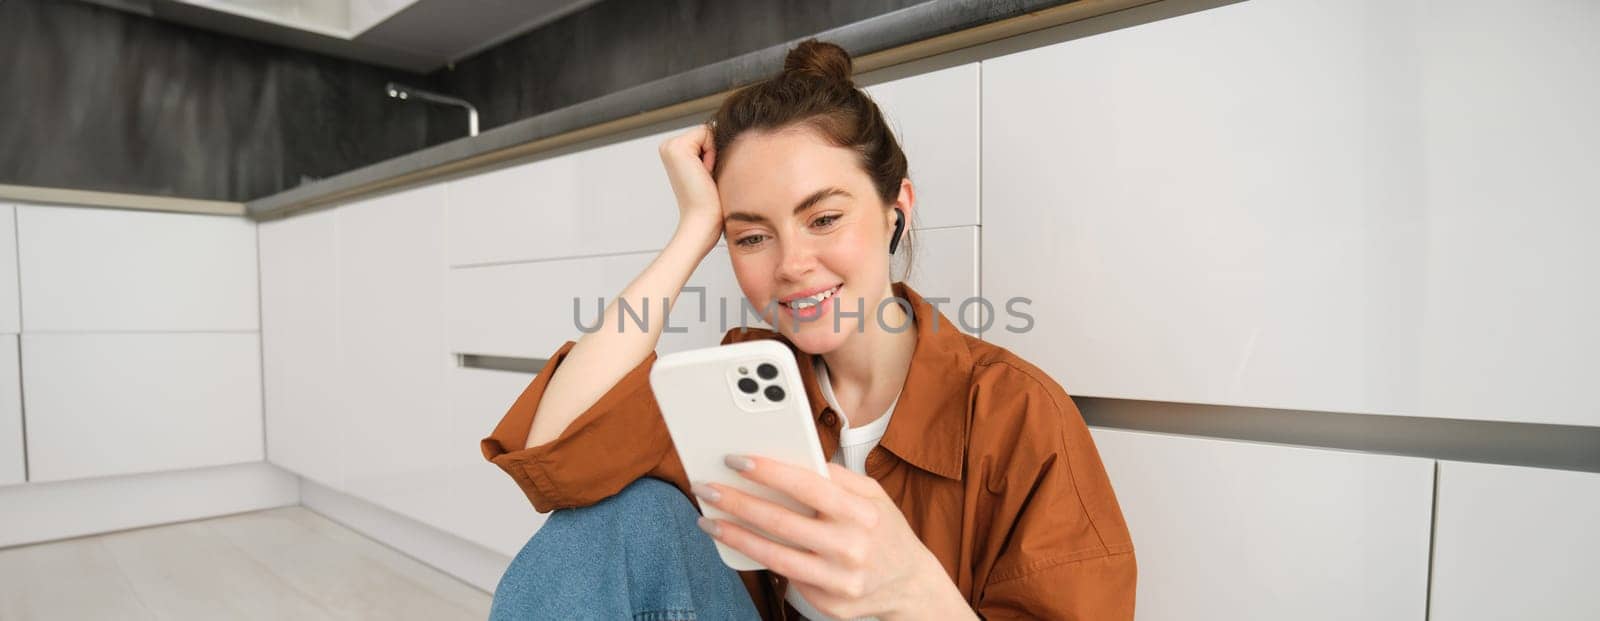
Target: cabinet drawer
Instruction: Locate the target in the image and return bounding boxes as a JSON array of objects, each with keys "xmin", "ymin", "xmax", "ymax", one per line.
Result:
[
  {"xmin": 1091, "ymin": 427, "xmax": 1432, "ymax": 620},
  {"xmin": 17, "ymin": 205, "xmax": 258, "ymax": 332},
  {"xmin": 23, "ymin": 332, "xmax": 264, "ymax": 482}
]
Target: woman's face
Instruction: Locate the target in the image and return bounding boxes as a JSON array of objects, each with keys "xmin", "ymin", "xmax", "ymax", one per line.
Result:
[{"xmin": 715, "ymin": 125, "xmax": 902, "ymax": 354}]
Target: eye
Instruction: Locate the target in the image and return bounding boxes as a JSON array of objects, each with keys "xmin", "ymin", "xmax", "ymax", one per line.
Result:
[
  {"xmin": 734, "ymin": 234, "xmax": 767, "ymax": 248},
  {"xmin": 811, "ymin": 214, "xmax": 840, "ymax": 229}
]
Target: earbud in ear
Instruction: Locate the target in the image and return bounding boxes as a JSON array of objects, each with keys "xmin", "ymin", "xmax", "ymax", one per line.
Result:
[{"xmin": 888, "ymin": 208, "xmax": 906, "ymax": 255}]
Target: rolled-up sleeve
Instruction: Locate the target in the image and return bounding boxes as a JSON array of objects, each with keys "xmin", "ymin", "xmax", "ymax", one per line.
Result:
[
  {"xmin": 977, "ymin": 550, "xmax": 1136, "ymax": 620},
  {"xmin": 479, "ymin": 340, "xmax": 689, "ymax": 513}
]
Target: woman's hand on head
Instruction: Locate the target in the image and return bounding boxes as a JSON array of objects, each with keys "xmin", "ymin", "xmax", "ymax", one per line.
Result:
[
  {"xmin": 692, "ymin": 456, "xmax": 970, "ymax": 621},
  {"xmin": 659, "ymin": 122, "xmax": 725, "ymax": 254}
]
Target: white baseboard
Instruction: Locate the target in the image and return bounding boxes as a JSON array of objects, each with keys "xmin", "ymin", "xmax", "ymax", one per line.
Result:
[
  {"xmin": 298, "ymin": 477, "xmax": 512, "ymax": 594},
  {"xmin": 0, "ymin": 461, "xmax": 299, "ymax": 548}
]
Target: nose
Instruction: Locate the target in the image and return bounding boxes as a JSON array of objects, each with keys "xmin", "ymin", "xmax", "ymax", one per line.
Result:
[{"xmin": 774, "ymin": 236, "xmax": 817, "ymax": 284}]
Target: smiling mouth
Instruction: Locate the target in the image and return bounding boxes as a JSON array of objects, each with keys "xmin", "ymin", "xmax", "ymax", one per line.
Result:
[{"xmin": 781, "ymin": 284, "xmax": 841, "ymax": 310}]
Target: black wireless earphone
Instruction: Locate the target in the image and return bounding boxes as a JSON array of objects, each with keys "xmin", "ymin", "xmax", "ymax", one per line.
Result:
[{"xmin": 888, "ymin": 208, "xmax": 905, "ymax": 255}]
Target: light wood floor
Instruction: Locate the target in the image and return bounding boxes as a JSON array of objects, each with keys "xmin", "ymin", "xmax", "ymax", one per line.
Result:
[{"xmin": 0, "ymin": 506, "xmax": 492, "ymax": 620}]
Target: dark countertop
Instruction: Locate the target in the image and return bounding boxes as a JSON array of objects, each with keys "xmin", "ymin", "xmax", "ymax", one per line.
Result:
[{"xmin": 245, "ymin": 0, "xmax": 1116, "ymax": 218}]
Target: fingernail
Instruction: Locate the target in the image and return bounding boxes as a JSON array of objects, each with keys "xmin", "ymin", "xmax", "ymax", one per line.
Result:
[
  {"xmin": 697, "ymin": 517, "xmax": 720, "ymax": 537},
  {"xmin": 691, "ymin": 483, "xmax": 721, "ymax": 502},
  {"xmin": 724, "ymin": 454, "xmax": 754, "ymax": 472}
]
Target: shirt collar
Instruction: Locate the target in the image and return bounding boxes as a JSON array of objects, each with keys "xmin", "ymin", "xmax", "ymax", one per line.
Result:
[{"xmin": 729, "ymin": 281, "xmax": 972, "ymax": 480}]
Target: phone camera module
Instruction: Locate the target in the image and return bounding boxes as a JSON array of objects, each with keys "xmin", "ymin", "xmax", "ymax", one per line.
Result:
[
  {"xmin": 737, "ymin": 378, "xmax": 759, "ymax": 394},
  {"xmin": 756, "ymin": 363, "xmax": 778, "ymax": 380},
  {"xmin": 764, "ymin": 385, "xmax": 785, "ymax": 402}
]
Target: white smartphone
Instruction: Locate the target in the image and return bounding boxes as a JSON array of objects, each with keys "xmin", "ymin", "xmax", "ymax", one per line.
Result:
[{"xmin": 649, "ymin": 339, "xmax": 831, "ymax": 571}]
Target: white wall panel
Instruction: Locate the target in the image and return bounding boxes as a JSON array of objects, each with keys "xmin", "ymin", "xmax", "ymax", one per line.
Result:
[
  {"xmin": 1430, "ymin": 460, "xmax": 1600, "ymax": 620},
  {"xmin": 1091, "ymin": 427, "xmax": 1433, "ymax": 620},
  {"xmin": 259, "ymin": 207, "xmax": 344, "ymax": 490},
  {"xmin": 22, "ymin": 332, "xmax": 264, "ymax": 482},
  {"xmin": 16, "ymin": 205, "xmax": 259, "ymax": 332}
]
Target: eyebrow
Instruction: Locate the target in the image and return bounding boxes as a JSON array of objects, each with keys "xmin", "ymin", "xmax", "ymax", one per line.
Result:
[{"xmin": 724, "ymin": 187, "xmax": 851, "ymax": 224}]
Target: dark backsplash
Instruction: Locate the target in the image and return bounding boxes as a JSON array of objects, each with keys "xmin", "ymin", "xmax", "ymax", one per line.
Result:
[
  {"xmin": 423, "ymin": 0, "xmax": 929, "ymax": 144},
  {"xmin": 0, "ymin": 0, "xmax": 927, "ymax": 202},
  {"xmin": 0, "ymin": 0, "xmax": 445, "ymax": 202}
]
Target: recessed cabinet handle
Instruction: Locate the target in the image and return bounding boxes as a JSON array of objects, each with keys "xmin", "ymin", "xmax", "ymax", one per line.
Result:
[{"xmin": 457, "ymin": 353, "xmax": 547, "ymax": 374}]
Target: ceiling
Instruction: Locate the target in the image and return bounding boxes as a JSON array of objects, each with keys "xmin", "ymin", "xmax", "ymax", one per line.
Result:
[{"xmin": 82, "ymin": 0, "xmax": 605, "ymax": 73}]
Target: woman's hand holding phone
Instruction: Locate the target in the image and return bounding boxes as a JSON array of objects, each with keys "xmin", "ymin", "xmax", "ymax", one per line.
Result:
[
  {"xmin": 692, "ymin": 456, "xmax": 978, "ymax": 621},
  {"xmin": 658, "ymin": 122, "xmax": 725, "ymax": 257}
]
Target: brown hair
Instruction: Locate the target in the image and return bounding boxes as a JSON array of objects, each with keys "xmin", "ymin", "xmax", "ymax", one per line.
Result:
[{"xmin": 708, "ymin": 38, "xmax": 915, "ymax": 278}]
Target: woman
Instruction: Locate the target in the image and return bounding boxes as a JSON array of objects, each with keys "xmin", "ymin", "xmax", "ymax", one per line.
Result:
[{"xmin": 481, "ymin": 38, "xmax": 1137, "ymax": 620}]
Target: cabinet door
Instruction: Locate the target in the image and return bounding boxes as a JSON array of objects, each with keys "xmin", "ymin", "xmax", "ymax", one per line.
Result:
[
  {"xmin": 336, "ymin": 184, "xmax": 453, "ymax": 528},
  {"xmin": 0, "ymin": 335, "xmax": 21, "ymax": 487},
  {"xmin": 22, "ymin": 332, "xmax": 264, "ymax": 482},
  {"xmin": 445, "ymin": 365, "xmax": 549, "ymax": 556},
  {"xmin": 446, "ymin": 125, "xmax": 688, "ymax": 268},
  {"xmin": 1409, "ymin": 0, "xmax": 1600, "ymax": 427},
  {"xmin": 863, "ymin": 63, "xmax": 979, "ymax": 229},
  {"xmin": 891, "ymin": 225, "xmax": 980, "ymax": 335},
  {"xmin": 1090, "ymin": 427, "xmax": 1433, "ymax": 620},
  {"xmin": 259, "ymin": 207, "xmax": 343, "ymax": 490},
  {"xmin": 0, "ymin": 204, "xmax": 20, "ymax": 334},
  {"xmin": 16, "ymin": 205, "xmax": 258, "ymax": 332},
  {"xmin": 1430, "ymin": 460, "xmax": 1600, "ymax": 620},
  {"xmin": 982, "ymin": 0, "xmax": 1423, "ymax": 416},
  {"xmin": 448, "ymin": 246, "xmax": 743, "ymax": 362},
  {"xmin": 981, "ymin": 0, "xmax": 1600, "ymax": 426}
]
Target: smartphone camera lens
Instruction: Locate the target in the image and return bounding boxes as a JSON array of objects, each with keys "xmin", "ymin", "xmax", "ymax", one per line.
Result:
[
  {"xmin": 764, "ymin": 385, "xmax": 785, "ymax": 402},
  {"xmin": 756, "ymin": 363, "xmax": 778, "ymax": 380},
  {"xmin": 737, "ymin": 378, "xmax": 759, "ymax": 394}
]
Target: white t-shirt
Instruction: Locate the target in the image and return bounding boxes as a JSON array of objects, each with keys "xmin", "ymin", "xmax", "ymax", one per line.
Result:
[{"xmin": 785, "ymin": 356, "xmax": 899, "ymax": 621}]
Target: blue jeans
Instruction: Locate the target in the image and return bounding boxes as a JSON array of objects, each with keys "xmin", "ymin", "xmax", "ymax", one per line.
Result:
[{"xmin": 489, "ymin": 477, "xmax": 763, "ymax": 620}]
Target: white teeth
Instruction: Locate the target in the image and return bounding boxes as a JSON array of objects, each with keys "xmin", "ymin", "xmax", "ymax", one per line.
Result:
[{"xmin": 788, "ymin": 286, "xmax": 837, "ymax": 309}]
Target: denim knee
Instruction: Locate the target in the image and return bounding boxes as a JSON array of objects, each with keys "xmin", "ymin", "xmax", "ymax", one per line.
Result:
[
  {"xmin": 491, "ymin": 477, "xmax": 758, "ymax": 620},
  {"xmin": 582, "ymin": 477, "xmax": 698, "ymax": 525}
]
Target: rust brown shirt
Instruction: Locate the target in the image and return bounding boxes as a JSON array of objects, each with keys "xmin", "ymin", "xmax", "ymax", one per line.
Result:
[{"xmin": 481, "ymin": 281, "xmax": 1137, "ymax": 619}]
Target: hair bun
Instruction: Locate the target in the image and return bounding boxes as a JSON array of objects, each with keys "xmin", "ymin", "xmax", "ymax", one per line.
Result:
[{"xmin": 783, "ymin": 38, "xmax": 854, "ymax": 86}]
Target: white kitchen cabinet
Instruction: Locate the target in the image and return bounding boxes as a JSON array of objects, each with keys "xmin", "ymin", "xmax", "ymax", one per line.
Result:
[
  {"xmin": 982, "ymin": 0, "xmax": 1424, "ymax": 416},
  {"xmin": 335, "ymin": 184, "xmax": 454, "ymax": 529},
  {"xmin": 448, "ymin": 246, "xmax": 742, "ymax": 362},
  {"xmin": 446, "ymin": 365, "xmax": 549, "ymax": 556},
  {"xmin": 0, "ymin": 335, "xmax": 21, "ymax": 487},
  {"xmin": 1429, "ymin": 460, "xmax": 1600, "ymax": 620},
  {"xmin": 981, "ymin": 0, "xmax": 1600, "ymax": 426},
  {"xmin": 891, "ymin": 225, "xmax": 980, "ymax": 335},
  {"xmin": 21, "ymin": 332, "xmax": 264, "ymax": 482},
  {"xmin": 1409, "ymin": 0, "xmax": 1600, "ymax": 427},
  {"xmin": 16, "ymin": 205, "xmax": 259, "ymax": 332},
  {"xmin": 445, "ymin": 125, "xmax": 688, "ymax": 268},
  {"xmin": 862, "ymin": 62, "xmax": 980, "ymax": 229},
  {"xmin": 259, "ymin": 206, "xmax": 344, "ymax": 490},
  {"xmin": 0, "ymin": 204, "xmax": 20, "ymax": 334},
  {"xmin": 1089, "ymin": 427, "xmax": 1433, "ymax": 620},
  {"xmin": 448, "ymin": 61, "xmax": 981, "ymax": 270}
]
